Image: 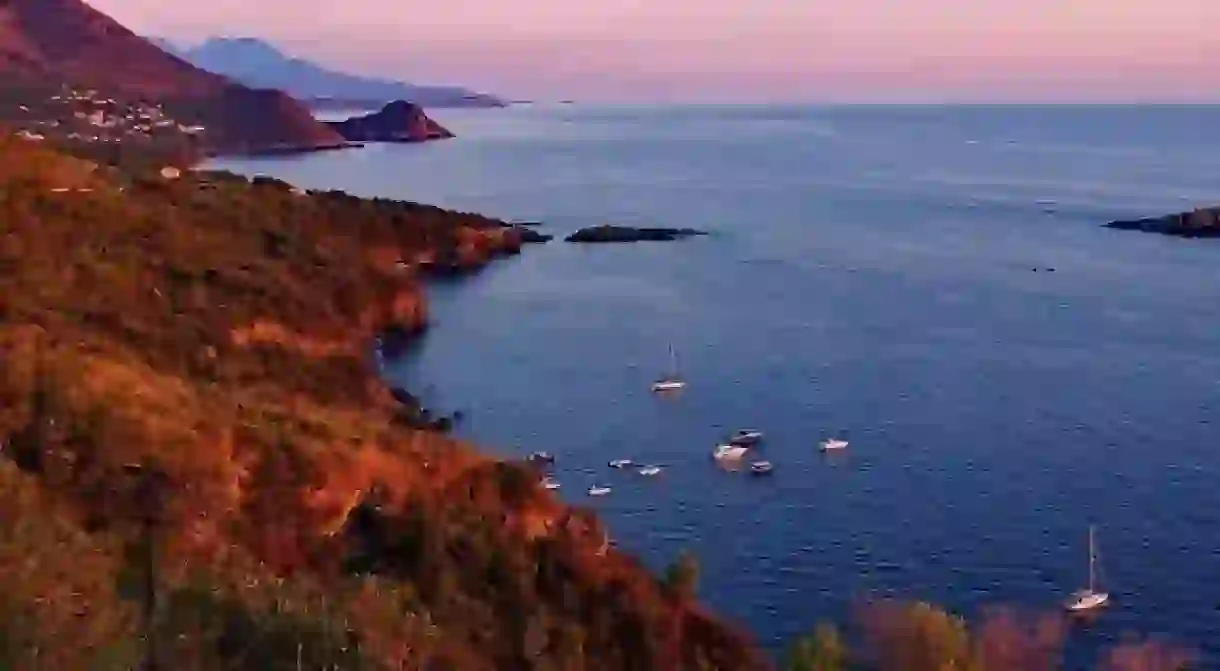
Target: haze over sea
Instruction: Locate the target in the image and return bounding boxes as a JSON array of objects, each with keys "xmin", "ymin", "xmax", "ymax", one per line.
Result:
[{"xmin": 212, "ymin": 104, "xmax": 1220, "ymax": 667}]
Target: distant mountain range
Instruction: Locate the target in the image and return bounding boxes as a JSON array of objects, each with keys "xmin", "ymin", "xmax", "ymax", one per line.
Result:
[
  {"xmin": 0, "ymin": 0, "xmax": 343, "ymax": 151},
  {"xmin": 156, "ymin": 37, "xmax": 506, "ymax": 109}
]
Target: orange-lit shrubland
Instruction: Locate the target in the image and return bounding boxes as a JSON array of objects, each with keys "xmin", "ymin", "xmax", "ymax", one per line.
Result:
[
  {"xmin": 0, "ymin": 137, "xmax": 1192, "ymax": 670},
  {"xmin": 0, "ymin": 136, "xmax": 769, "ymax": 670}
]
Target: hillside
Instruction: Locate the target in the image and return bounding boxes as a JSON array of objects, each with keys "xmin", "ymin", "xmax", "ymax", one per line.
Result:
[
  {"xmin": 0, "ymin": 136, "xmax": 770, "ymax": 670},
  {"xmin": 0, "ymin": 0, "xmax": 342, "ymax": 152},
  {"xmin": 164, "ymin": 37, "xmax": 507, "ymax": 109}
]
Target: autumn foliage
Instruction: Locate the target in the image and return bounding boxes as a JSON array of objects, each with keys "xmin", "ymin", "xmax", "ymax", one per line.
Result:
[
  {"xmin": 784, "ymin": 601, "xmax": 1191, "ymax": 671},
  {"xmin": 0, "ymin": 136, "xmax": 769, "ymax": 670}
]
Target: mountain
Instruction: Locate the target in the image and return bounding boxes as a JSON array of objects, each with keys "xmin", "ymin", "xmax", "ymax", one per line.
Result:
[
  {"xmin": 0, "ymin": 0, "xmax": 343, "ymax": 152},
  {"xmin": 169, "ymin": 37, "xmax": 506, "ymax": 108}
]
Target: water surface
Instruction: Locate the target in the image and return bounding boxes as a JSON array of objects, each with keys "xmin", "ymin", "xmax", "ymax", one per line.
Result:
[{"xmin": 212, "ymin": 104, "xmax": 1220, "ymax": 667}]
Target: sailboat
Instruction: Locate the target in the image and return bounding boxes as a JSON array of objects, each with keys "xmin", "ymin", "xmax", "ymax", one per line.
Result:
[
  {"xmin": 650, "ymin": 344, "xmax": 686, "ymax": 392},
  {"xmin": 1064, "ymin": 525, "xmax": 1109, "ymax": 612}
]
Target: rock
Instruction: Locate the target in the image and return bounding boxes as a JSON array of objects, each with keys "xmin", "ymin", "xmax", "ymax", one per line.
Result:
[
  {"xmin": 1106, "ymin": 206, "xmax": 1220, "ymax": 238},
  {"xmin": 506, "ymin": 224, "xmax": 552, "ymax": 243},
  {"xmin": 564, "ymin": 224, "xmax": 708, "ymax": 243},
  {"xmin": 325, "ymin": 101, "xmax": 455, "ymax": 143}
]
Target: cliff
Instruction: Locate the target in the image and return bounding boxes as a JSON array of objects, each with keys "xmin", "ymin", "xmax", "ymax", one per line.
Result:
[
  {"xmin": 327, "ymin": 100, "xmax": 455, "ymax": 143},
  {"xmin": 0, "ymin": 137, "xmax": 768, "ymax": 670},
  {"xmin": 0, "ymin": 0, "xmax": 343, "ymax": 152}
]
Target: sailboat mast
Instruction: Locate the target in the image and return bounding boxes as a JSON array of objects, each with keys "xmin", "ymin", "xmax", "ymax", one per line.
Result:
[
  {"xmin": 669, "ymin": 344, "xmax": 679, "ymax": 377},
  {"xmin": 1088, "ymin": 525, "xmax": 1096, "ymax": 592}
]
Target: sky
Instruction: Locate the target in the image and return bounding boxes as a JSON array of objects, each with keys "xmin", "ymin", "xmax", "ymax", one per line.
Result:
[{"xmin": 92, "ymin": 0, "xmax": 1219, "ymax": 102}]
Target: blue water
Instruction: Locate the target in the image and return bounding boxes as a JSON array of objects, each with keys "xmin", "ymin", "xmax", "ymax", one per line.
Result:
[{"xmin": 212, "ymin": 105, "xmax": 1220, "ymax": 667}]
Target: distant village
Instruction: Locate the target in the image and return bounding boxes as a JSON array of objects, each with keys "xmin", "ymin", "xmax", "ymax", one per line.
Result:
[{"xmin": 6, "ymin": 85, "xmax": 206, "ymax": 145}]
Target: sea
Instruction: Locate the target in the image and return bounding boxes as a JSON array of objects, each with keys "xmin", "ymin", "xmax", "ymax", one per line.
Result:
[{"xmin": 210, "ymin": 104, "xmax": 1220, "ymax": 667}]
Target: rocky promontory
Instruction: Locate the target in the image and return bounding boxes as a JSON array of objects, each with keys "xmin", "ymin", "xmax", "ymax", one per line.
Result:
[
  {"xmin": 565, "ymin": 224, "xmax": 708, "ymax": 243},
  {"xmin": 1106, "ymin": 206, "xmax": 1220, "ymax": 238},
  {"xmin": 0, "ymin": 136, "xmax": 770, "ymax": 670},
  {"xmin": 326, "ymin": 100, "xmax": 455, "ymax": 143}
]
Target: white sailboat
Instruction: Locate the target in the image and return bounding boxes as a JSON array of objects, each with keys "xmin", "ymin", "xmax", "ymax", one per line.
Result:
[
  {"xmin": 650, "ymin": 344, "xmax": 686, "ymax": 392},
  {"xmin": 1064, "ymin": 525, "xmax": 1109, "ymax": 612}
]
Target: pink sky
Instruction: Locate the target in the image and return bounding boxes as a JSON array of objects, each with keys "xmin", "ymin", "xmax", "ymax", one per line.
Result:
[{"xmin": 92, "ymin": 0, "xmax": 1219, "ymax": 102}]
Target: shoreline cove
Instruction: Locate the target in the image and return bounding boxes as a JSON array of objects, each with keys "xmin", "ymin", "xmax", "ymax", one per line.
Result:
[{"xmin": 0, "ymin": 135, "xmax": 772, "ymax": 670}]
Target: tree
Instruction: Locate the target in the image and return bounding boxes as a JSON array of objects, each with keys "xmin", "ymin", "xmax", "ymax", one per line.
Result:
[
  {"xmin": 662, "ymin": 551, "xmax": 700, "ymax": 600},
  {"xmin": 858, "ymin": 600, "xmax": 977, "ymax": 671},
  {"xmin": 1099, "ymin": 639, "xmax": 1194, "ymax": 671},
  {"xmin": 786, "ymin": 623, "xmax": 846, "ymax": 671}
]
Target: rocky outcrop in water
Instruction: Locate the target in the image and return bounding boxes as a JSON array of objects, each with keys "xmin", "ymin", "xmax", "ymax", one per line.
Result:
[
  {"xmin": 506, "ymin": 224, "xmax": 553, "ymax": 243},
  {"xmin": 1106, "ymin": 207, "xmax": 1220, "ymax": 238},
  {"xmin": 326, "ymin": 100, "xmax": 455, "ymax": 143},
  {"xmin": 565, "ymin": 224, "xmax": 708, "ymax": 243}
]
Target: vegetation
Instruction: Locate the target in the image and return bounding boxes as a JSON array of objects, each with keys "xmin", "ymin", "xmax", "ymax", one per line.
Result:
[
  {"xmin": 782, "ymin": 601, "xmax": 1191, "ymax": 671},
  {"xmin": 0, "ymin": 136, "xmax": 1193, "ymax": 670},
  {"xmin": 0, "ymin": 135, "xmax": 767, "ymax": 670}
]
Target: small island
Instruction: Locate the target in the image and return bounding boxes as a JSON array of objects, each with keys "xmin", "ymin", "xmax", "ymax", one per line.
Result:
[
  {"xmin": 1106, "ymin": 206, "xmax": 1220, "ymax": 238},
  {"xmin": 565, "ymin": 224, "xmax": 708, "ymax": 243},
  {"xmin": 325, "ymin": 100, "xmax": 455, "ymax": 143}
]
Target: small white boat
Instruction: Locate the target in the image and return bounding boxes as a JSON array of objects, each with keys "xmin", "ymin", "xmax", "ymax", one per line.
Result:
[
  {"xmin": 1064, "ymin": 525, "xmax": 1110, "ymax": 612},
  {"xmin": 541, "ymin": 478, "xmax": 561, "ymax": 490},
  {"xmin": 749, "ymin": 461, "xmax": 774, "ymax": 475},
  {"xmin": 713, "ymin": 444, "xmax": 749, "ymax": 461},
  {"xmin": 650, "ymin": 344, "xmax": 686, "ymax": 392},
  {"xmin": 651, "ymin": 380, "xmax": 686, "ymax": 392},
  {"xmin": 637, "ymin": 465, "xmax": 663, "ymax": 477},
  {"xmin": 819, "ymin": 438, "xmax": 848, "ymax": 451},
  {"xmin": 608, "ymin": 459, "xmax": 634, "ymax": 469},
  {"xmin": 730, "ymin": 429, "xmax": 764, "ymax": 446},
  {"xmin": 528, "ymin": 451, "xmax": 556, "ymax": 464},
  {"xmin": 587, "ymin": 485, "xmax": 612, "ymax": 497}
]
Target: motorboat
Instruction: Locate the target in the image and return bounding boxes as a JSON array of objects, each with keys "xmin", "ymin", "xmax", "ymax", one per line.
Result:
[
  {"xmin": 713, "ymin": 444, "xmax": 749, "ymax": 461},
  {"xmin": 637, "ymin": 465, "xmax": 663, "ymax": 477},
  {"xmin": 730, "ymin": 429, "xmax": 764, "ymax": 446},
  {"xmin": 608, "ymin": 459, "xmax": 634, "ymax": 469},
  {"xmin": 749, "ymin": 461, "xmax": 774, "ymax": 475},
  {"xmin": 819, "ymin": 438, "xmax": 848, "ymax": 452},
  {"xmin": 528, "ymin": 451, "xmax": 556, "ymax": 465},
  {"xmin": 541, "ymin": 477, "xmax": 561, "ymax": 490},
  {"xmin": 587, "ymin": 485, "xmax": 612, "ymax": 497}
]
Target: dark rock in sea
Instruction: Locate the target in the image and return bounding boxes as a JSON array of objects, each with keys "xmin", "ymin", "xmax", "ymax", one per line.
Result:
[
  {"xmin": 1106, "ymin": 206, "xmax": 1220, "ymax": 238},
  {"xmin": 506, "ymin": 224, "xmax": 552, "ymax": 243},
  {"xmin": 565, "ymin": 224, "xmax": 708, "ymax": 243},
  {"xmin": 389, "ymin": 387, "xmax": 421, "ymax": 408},
  {"xmin": 326, "ymin": 100, "xmax": 455, "ymax": 143},
  {"xmin": 378, "ymin": 323, "xmax": 422, "ymax": 359}
]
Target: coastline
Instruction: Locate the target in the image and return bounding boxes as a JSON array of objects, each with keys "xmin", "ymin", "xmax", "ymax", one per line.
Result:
[{"xmin": 0, "ymin": 135, "xmax": 771, "ymax": 670}]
